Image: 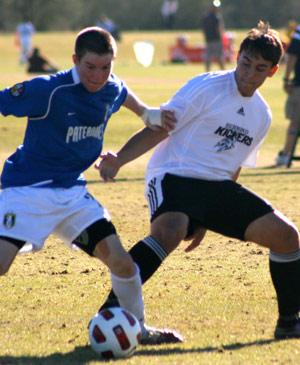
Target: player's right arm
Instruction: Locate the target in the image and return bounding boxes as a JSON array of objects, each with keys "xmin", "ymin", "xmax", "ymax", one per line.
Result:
[
  {"xmin": 184, "ymin": 227, "xmax": 207, "ymax": 252},
  {"xmin": 0, "ymin": 78, "xmax": 50, "ymax": 117},
  {"xmin": 95, "ymin": 127, "xmax": 168, "ymax": 182}
]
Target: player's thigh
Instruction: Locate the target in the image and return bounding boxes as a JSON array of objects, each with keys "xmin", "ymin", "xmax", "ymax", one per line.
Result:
[
  {"xmin": 149, "ymin": 174, "xmax": 273, "ymax": 241},
  {"xmin": 245, "ymin": 209, "xmax": 299, "ymax": 253},
  {"xmin": 151, "ymin": 212, "xmax": 189, "ymax": 253},
  {"xmin": 93, "ymin": 234, "xmax": 135, "ymax": 277},
  {"xmin": 0, "ymin": 187, "xmax": 62, "ymax": 252},
  {"xmin": 56, "ymin": 188, "xmax": 113, "ymax": 250},
  {"xmin": 0, "ymin": 238, "xmax": 20, "ymax": 275}
]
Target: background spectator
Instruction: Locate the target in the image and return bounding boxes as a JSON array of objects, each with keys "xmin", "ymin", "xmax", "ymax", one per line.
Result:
[
  {"xmin": 169, "ymin": 35, "xmax": 189, "ymax": 63},
  {"xmin": 15, "ymin": 19, "xmax": 35, "ymax": 64},
  {"xmin": 161, "ymin": 0, "xmax": 179, "ymax": 29},
  {"xmin": 202, "ymin": 2, "xmax": 225, "ymax": 71},
  {"xmin": 96, "ymin": 15, "xmax": 121, "ymax": 41},
  {"xmin": 27, "ymin": 47, "xmax": 58, "ymax": 74},
  {"xmin": 275, "ymin": 23, "xmax": 300, "ymax": 167}
]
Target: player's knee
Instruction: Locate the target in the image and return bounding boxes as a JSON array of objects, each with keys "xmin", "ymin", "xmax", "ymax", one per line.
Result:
[
  {"xmin": 283, "ymin": 224, "xmax": 300, "ymax": 250},
  {"xmin": 151, "ymin": 213, "xmax": 188, "ymax": 252},
  {"xmin": 73, "ymin": 219, "xmax": 117, "ymax": 256},
  {"xmin": 272, "ymin": 222, "xmax": 300, "ymax": 253}
]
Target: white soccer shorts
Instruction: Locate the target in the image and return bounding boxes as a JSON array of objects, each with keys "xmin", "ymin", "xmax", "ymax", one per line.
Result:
[{"xmin": 0, "ymin": 185, "xmax": 111, "ymax": 252}]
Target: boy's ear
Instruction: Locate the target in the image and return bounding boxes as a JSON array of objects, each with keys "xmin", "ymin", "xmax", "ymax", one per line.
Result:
[
  {"xmin": 72, "ymin": 54, "xmax": 78, "ymax": 65},
  {"xmin": 269, "ymin": 64, "xmax": 279, "ymax": 77}
]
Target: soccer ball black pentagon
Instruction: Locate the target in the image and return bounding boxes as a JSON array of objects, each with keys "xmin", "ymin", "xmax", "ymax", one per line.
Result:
[{"xmin": 89, "ymin": 307, "xmax": 141, "ymax": 359}]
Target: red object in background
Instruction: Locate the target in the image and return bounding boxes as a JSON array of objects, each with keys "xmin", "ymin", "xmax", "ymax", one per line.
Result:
[
  {"xmin": 169, "ymin": 32, "xmax": 235, "ymax": 63},
  {"xmin": 14, "ymin": 33, "xmax": 20, "ymax": 48}
]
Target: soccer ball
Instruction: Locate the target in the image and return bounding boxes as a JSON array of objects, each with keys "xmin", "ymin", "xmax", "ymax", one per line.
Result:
[{"xmin": 88, "ymin": 307, "xmax": 141, "ymax": 359}]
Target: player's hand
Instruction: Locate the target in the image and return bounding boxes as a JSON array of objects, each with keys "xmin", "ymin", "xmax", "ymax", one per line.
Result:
[
  {"xmin": 141, "ymin": 108, "xmax": 176, "ymax": 132},
  {"xmin": 94, "ymin": 151, "xmax": 121, "ymax": 182},
  {"xmin": 161, "ymin": 109, "xmax": 176, "ymax": 132},
  {"xmin": 184, "ymin": 227, "xmax": 207, "ymax": 252}
]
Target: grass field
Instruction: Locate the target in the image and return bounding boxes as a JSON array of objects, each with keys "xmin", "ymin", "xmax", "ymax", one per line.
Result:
[{"xmin": 1, "ymin": 29, "xmax": 300, "ymax": 365}]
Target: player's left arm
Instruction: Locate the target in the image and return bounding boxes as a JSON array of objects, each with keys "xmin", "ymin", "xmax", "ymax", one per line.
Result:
[
  {"xmin": 123, "ymin": 89, "xmax": 176, "ymax": 132},
  {"xmin": 96, "ymin": 127, "xmax": 168, "ymax": 182}
]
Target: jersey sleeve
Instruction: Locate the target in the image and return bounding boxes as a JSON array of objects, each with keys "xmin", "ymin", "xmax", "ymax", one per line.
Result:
[
  {"xmin": 161, "ymin": 74, "xmax": 209, "ymax": 135},
  {"xmin": 109, "ymin": 74, "xmax": 128, "ymax": 113},
  {"xmin": 0, "ymin": 77, "xmax": 50, "ymax": 118}
]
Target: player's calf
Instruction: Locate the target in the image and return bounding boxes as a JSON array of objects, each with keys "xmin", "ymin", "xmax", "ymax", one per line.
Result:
[{"xmin": 270, "ymin": 251, "xmax": 300, "ymax": 339}]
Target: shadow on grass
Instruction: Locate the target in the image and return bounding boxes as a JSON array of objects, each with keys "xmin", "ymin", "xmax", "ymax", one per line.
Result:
[
  {"xmin": 240, "ymin": 167, "xmax": 300, "ymax": 177},
  {"xmin": 87, "ymin": 177, "xmax": 144, "ymax": 185},
  {"xmin": 0, "ymin": 338, "xmax": 279, "ymax": 364},
  {"xmin": 87, "ymin": 168, "xmax": 300, "ymax": 185}
]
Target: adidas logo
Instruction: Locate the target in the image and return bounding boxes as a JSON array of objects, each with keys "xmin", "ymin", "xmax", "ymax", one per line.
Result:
[{"xmin": 237, "ymin": 107, "xmax": 245, "ymax": 116}]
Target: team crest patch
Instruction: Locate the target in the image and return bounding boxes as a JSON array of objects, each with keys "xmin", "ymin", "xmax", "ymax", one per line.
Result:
[
  {"xmin": 74, "ymin": 230, "xmax": 89, "ymax": 246},
  {"xmin": 10, "ymin": 83, "xmax": 25, "ymax": 97},
  {"xmin": 3, "ymin": 212, "xmax": 16, "ymax": 229}
]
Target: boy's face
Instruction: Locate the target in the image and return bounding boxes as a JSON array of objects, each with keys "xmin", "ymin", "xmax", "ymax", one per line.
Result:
[
  {"xmin": 235, "ymin": 50, "xmax": 278, "ymax": 97},
  {"xmin": 73, "ymin": 51, "xmax": 114, "ymax": 93}
]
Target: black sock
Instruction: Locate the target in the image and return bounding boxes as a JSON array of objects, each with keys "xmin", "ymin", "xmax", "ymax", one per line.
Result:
[
  {"xmin": 99, "ymin": 236, "xmax": 168, "ymax": 311},
  {"xmin": 269, "ymin": 257, "xmax": 300, "ymax": 323},
  {"xmin": 129, "ymin": 236, "xmax": 168, "ymax": 283}
]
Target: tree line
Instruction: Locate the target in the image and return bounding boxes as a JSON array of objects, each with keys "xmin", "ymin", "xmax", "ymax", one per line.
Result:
[{"xmin": 0, "ymin": 0, "xmax": 298, "ymax": 31}]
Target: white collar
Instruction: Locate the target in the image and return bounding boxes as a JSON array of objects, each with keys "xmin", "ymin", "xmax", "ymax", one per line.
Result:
[{"xmin": 71, "ymin": 67, "xmax": 81, "ymax": 84}]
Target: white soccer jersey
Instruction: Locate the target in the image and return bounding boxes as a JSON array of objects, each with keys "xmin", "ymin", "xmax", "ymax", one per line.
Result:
[{"xmin": 146, "ymin": 70, "xmax": 271, "ymax": 182}]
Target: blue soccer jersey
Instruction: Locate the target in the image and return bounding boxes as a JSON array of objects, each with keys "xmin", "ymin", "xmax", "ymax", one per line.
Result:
[{"xmin": 0, "ymin": 68, "xmax": 128, "ymax": 188}]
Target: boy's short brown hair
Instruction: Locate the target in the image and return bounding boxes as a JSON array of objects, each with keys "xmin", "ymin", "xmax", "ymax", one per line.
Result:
[
  {"xmin": 75, "ymin": 26, "xmax": 117, "ymax": 60},
  {"xmin": 239, "ymin": 20, "xmax": 284, "ymax": 66}
]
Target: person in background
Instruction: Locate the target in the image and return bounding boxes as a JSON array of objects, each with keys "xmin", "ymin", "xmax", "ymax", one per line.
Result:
[
  {"xmin": 27, "ymin": 47, "xmax": 58, "ymax": 74},
  {"xmin": 275, "ymin": 23, "xmax": 300, "ymax": 167},
  {"xmin": 169, "ymin": 35, "xmax": 189, "ymax": 63},
  {"xmin": 96, "ymin": 15, "xmax": 121, "ymax": 42},
  {"xmin": 15, "ymin": 19, "xmax": 35, "ymax": 64},
  {"xmin": 161, "ymin": 0, "xmax": 179, "ymax": 29},
  {"xmin": 285, "ymin": 20, "xmax": 297, "ymax": 48},
  {"xmin": 202, "ymin": 2, "xmax": 225, "ymax": 71}
]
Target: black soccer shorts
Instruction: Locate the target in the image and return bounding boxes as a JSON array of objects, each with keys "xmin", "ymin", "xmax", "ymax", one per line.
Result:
[{"xmin": 146, "ymin": 173, "xmax": 274, "ymax": 240}]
